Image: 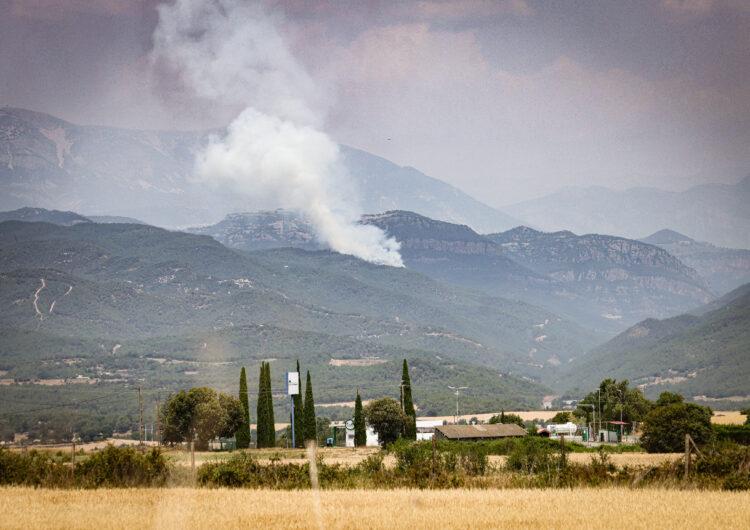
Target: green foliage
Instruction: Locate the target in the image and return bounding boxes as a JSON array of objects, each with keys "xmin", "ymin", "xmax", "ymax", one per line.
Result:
[
  {"xmin": 488, "ymin": 410, "xmax": 525, "ymax": 428},
  {"xmin": 713, "ymin": 424, "xmax": 750, "ymax": 445},
  {"xmin": 264, "ymin": 363, "xmax": 275, "ymax": 447},
  {"xmin": 549, "ymin": 411, "xmax": 572, "ymax": 423},
  {"xmin": 655, "ymin": 391, "xmax": 684, "ymax": 406},
  {"xmin": 364, "ymin": 397, "xmax": 407, "ymax": 446},
  {"xmin": 558, "ymin": 289, "xmax": 750, "ymax": 401},
  {"xmin": 302, "ymin": 370, "xmax": 316, "ymax": 443},
  {"xmin": 292, "ymin": 360, "xmax": 303, "ymax": 448},
  {"xmin": 641, "ymin": 401, "xmax": 714, "ymax": 453},
  {"xmin": 354, "ymin": 391, "xmax": 366, "ymax": 447},
  {"xmin": 236, "ymin": 367, "xmax": 250, "ymax": 449},
  {"xmin": 401, "ymin": 359, "xmax": 417, "ymax": 441},
  {"xmin": 742, "ymin": 408, "xmax": 750, "ymax": 425},
  {"xmin": 505, "ymin": 436, "xmax": 560, "ymax": 474},
  {"xmin": 574, "ymin": 379, "xmax": 652, "ymax": 424},
  {"xmin": 0, "ymin": 446, "xmax": 171, "ymax": 488},
  {"xmin": 163, "ymin": 387, "xmax": 242, "ymax": 450}
]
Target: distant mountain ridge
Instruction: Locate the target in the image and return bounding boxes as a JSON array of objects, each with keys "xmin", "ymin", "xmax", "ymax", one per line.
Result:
[
  {"xmin": 189, "ymin": 208, "xmax": 715, "ymax": 333},
  {"xmin": 0, "ymin": 107, "xmax": 522, "ymax": 232},
  {"xmin": 505, "ymin": 177, "xmax": 750, "ymax": 249},
  {"xmin": 640, "ymin": 229, "xmax": 750, "ymax": 295}
]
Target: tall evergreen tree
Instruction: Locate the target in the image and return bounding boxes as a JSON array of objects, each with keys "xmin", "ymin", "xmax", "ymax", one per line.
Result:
[
  {"xmin": 401, "ymin": 359, "xmax": 417, "ymax": 440},
  {"xmin": 354, "ymin": 389, "xmax": 366, "ymax": 447},
  {"xmin": 264, "ymin": 362, "xmax": 275, "ymax": 447},
  {"xmin": 292, "ymin": 360, "xmax": 304, "ymax": 448},
  {"xmin": 256, "ymin": 362, "xmax": 267, "ymax": 448},
  {"xmin": 302, "ymin": 370, "xmax": 316, "ymax": 443},
  {"xmin": 236, "ymin": 366, "xmax": 251, "ymax": 449}
]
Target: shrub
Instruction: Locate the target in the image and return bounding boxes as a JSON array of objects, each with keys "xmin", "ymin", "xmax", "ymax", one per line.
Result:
[
  {"xmin": 75, "ymin": 446, "xmax": 170, "ymax": 488},
  {"xmin": 505, "ymin": 437, "xmax": 560, "ymax": 474}
]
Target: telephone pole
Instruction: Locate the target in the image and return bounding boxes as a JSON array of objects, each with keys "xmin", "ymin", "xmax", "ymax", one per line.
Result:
[
  {"xmin": 447, "ymin": 386, "xmax": 468, "ymax": 424},
  {"xmin": 139, "ymin": 385, "xmax": 143, "ymax": 447}
]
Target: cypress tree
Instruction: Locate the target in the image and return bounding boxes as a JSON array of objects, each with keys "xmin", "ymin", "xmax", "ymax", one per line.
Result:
[
  {"xmin": 265, "ymin": 362, "xmax": 275, "ymax": 447},
  {"xmin": 292, "ymin": 360, "xmax": 304, "ymax": 448},
  {"xmin": 236, "ymin": 366, "xmax": 251, "ymax": 449},
  {"xmin": 302, "ymin": 370, "xmax": 316, "ymax": 443},
  {"xmin": 354, "ymin": 389, "xmax": 366, "ymax": 447},
  {"xmin": 256, "ymin": 362, "xmax": 267, "ymax": 448},
  {"xmin": 401, "ymin": 359, "xmax": 417, "ymax": 440}
]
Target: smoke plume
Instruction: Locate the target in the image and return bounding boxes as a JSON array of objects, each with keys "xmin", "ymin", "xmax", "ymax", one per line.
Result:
[{"xmin": 151, "ymin": 0, "xmax": 403, "ymax": 266}]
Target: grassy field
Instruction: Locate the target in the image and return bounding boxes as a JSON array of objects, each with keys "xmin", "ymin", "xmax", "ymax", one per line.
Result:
[{"xmin": 1, "ymin": 487, "xmax": 748, "ymax": 529}]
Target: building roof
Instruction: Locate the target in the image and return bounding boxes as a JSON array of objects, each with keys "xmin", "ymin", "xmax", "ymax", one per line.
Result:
[{"xmin": 435, "ymin": 423, "xmax": 527, "ymax": 439}]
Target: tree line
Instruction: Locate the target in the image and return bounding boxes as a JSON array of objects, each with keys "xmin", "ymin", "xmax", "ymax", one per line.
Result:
[{"xmin": 159, "ymin": 358, "xmax": 420, "ymax": 449}]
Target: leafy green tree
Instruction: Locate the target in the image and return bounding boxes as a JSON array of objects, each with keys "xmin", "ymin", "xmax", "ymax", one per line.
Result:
[
  {"xmin": 303, "ymin": 370, "xmax": 316, "ymax": 443},
  {"xmin": 574, "ymin": 379, "xmax": 652, "ymax": 424},
  {"xmin": 162, "ymin": 387, "xmax": 243, "ymax": 450},
  {"xmin": 655, "ymin": 391, "xmax": 684, "ymax": 407},
  {"xmin": 549, "ymin": 411, "xmax": 572, "ymax": 423},
  {"xmin": 292, "ymin": 360, "xmax": 304, "ymax": 447},
  {"xmin": 741, "ymin": 408, "xmax": 750, "ymax": 426},
  {"xmin": 488, "ymin": 410, "xmax": 525, "ymax": 428},
  {"xmin": 236, "ymin": 367, "xmax": 251, "ymax": 449},
  {"xmin": 641, "ymin": 399, "xmax": 714, "ymax": 453},
  {"xmin": 264, "ymin": 362, "xmax": 275, "ymax": 448},
  {"xmin": 364, "ymin": 397, "xmax": 407, "ymax": 447},
  {"xmin": 401, "ymin": 359, "xmax": 417, "ymax": 441},
  {"xmin": 354, "ymin": 390, "xmax": 366, "ymax": 447}
]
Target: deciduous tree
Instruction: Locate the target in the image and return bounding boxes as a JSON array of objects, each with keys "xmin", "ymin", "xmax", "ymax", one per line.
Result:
[{"xmin": 364, "ymin": 397, "xmax": 407, "ymax": 447}]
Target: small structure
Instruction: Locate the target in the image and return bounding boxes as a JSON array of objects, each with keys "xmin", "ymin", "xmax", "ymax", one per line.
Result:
[
  {"xmin": 434, "ymin": 423, "xmax": 526, "ymax": 441},
  {"xmin": 416, "ymin": 419, "xmax": 444, "ymax": 441}
]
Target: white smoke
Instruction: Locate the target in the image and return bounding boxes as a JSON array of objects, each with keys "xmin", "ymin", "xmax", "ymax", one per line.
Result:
[{"xmin": 151, "ymin": 0, "xmax": 403, "ymax": 267}]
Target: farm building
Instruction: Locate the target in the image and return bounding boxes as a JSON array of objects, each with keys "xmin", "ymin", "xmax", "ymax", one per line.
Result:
[{"xmin": 434, "ymin": 424, "xmax": 527, "ymax": 441}]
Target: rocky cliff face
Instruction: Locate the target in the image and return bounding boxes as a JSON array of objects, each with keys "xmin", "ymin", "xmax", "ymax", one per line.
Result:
[
  {"xmin": 188, "ymin": 210, "xmax": 317, "ymax": 250},
  {"xmin": 640, "ymin": 229, "xmax": 750, "ymax": 295}
]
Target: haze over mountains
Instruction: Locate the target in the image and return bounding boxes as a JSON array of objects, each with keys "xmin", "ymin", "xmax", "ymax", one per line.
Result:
[
  {"xmin": 505, "ymin": 178, "xmax": 750, "ymax": 249},
  {"xmin": 187, "ymin": 208, "xmax": 719, "ymax": 333},
  {"xmin": 0, "ymin": 108, "xmax": 521, "ymax": 233},
  {"xmin": 1, "ymin": 106, "xmax": 749, "ymax": 415},
  {"xmin": 3, "ymin": 107, "xmax": 748, "ymax": 251}
]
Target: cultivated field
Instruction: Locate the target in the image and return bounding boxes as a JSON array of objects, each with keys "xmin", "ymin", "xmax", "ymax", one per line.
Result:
[{"xmin": 1, "ymin": 487, "xmax": 748, "ymax": 529}]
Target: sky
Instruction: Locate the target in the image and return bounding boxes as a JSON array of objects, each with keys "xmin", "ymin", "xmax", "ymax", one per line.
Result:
[{"xmin": 1, "ymin": 0, "xmax": 749, "ymax": 205}]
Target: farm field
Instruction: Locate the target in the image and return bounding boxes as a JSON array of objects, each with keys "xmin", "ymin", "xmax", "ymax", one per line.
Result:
[{"xmin": 1, "ymin": 487, "xmax": 749, "ymax": 529}]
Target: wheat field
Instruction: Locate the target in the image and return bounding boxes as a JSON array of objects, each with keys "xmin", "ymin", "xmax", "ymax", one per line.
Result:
[{"xmin": 1, "ymin": 487, "xmax": 748, "ymax": 529}]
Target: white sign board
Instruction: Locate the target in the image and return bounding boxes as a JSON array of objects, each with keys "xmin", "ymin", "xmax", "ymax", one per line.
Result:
[{"xmin": 286, "ymin": 372, "xmax": 300, "ymax": 395}]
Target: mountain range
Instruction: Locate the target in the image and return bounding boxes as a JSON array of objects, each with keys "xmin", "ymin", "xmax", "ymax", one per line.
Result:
[
  {"xmin": 186, "ymin": 208, "xmax": 715, "ymax": 333},
  {"xmin": 640, "ymin": 229, "xmax": 750, "ymax": 295},
  {"xmin": 0, "ymin": 218, "xmax": 607, "ymax": 416},
  {"xmin": 0, "ymin": 107, "xmax": 521, "ymax": 232},
  {"xmin": 505, "ymin": 178, "xmax": 750, "ymax": 249}
]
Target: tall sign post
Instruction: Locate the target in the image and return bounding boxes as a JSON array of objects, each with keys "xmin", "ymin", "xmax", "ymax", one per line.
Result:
[{"xmin": 287, "ymin": 371, "xmax": 300, "ymax": 448}]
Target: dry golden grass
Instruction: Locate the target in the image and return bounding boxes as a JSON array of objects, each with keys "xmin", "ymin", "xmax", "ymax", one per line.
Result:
[
  {"xmin": 486, "ymin": 452, "xmax": 681, "ymax": 468},
  {"xmin": 711, "ymin": 410, "xmax": 747, "ymax": 425},
  {"xmin": 1, "ymin": 487, "xmax": 749, "ymax": 529}
]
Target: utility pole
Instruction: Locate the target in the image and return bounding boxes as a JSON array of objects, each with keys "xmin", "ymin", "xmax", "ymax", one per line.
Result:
[
  {"xmin": 596, "ymin": 387, "xmax": 602, "ymax": 434},
  {"xmin": 400, "ymin": 381, "xmax": 405, "ymax": 413},
  {"xmin": 139, "ymin": 385, "xmax": 143, "ymax": 447},
  {"xmin": 448, "ymin": 386, "xmax": 468, "ymax": 424}
]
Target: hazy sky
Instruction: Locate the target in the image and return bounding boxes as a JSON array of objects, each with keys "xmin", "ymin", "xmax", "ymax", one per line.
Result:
[{"xmin": 2, "ymin": 0, "xmax": 749, "ymax": 205}]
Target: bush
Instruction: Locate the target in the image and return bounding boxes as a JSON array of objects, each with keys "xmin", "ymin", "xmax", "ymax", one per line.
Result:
[
  {"xmin": 713, "ymin": 424, "xmax": 750, "ymax": 445},
  {"xmin": 75, "ymin": 446, "xmax": 170, "ymax": 488},
  {"xmin": 505, "ymin": 437, "xmax": 560, "ymax": 474}
]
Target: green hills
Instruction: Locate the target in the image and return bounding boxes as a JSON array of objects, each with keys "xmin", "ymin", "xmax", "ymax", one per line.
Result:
[{"xmin": 555, "ymin": 283, "xmax": 750, "ymax": 408}]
